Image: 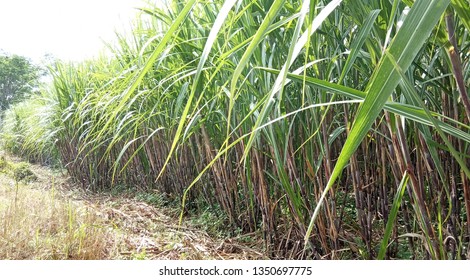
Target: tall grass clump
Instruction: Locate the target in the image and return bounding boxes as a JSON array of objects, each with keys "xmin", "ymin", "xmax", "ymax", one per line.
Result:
[
  {"xmin": 2, "ymin": 0, "xmax": 470, "ymax": 259},
  {"xmin": 1, "ymin": 90, "xmax": 59, "ymax": 165}
]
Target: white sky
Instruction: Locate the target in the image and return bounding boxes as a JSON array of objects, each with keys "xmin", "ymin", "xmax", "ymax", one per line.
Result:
[{"xmin": 0, "ymin": 0, "xmax": 147, "ymax": 62}]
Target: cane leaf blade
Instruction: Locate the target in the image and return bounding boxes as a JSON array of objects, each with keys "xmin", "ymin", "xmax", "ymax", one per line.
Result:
[{"xmin": 304, "ymin": 0, "xmax": 451, "ymax": 244}]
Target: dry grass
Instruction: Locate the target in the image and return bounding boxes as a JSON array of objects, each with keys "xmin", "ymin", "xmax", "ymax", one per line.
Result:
[
  {"xmin": 0, "ymin": 157, "xmax": 117, "ymax": 259},
  {"xmin": 0, "ymin": 154, "xmax": 264, "ymax": 260}
]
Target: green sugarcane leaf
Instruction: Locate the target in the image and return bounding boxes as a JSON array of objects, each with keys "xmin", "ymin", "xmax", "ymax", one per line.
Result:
[
  {"xmin": 378, "ymin": 171, "xmax": 409, "ymax": 260},
  {"xmin": 230, "ymin": 0, "xmax": 287, "ymax": 95},
  {"xmin": 339, "ymin": 9, "xmax": 381, "ymax": 84},
  {"xmin": 304, "ymin": 0, "xmax": 451, "ymax": 245},
  {"xmin": 451, "ymin": 0, "xmax": 470, "ymax": 32},
  {"xmin": 259, "ymin": 68, "xmax": 470, "ymax": 143},
  {"xmin": 158, "ymin": 0, "xmax": 239, "ymax": 179}
]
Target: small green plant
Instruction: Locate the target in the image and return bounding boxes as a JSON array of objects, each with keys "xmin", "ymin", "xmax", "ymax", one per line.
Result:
[
  {"xmin": 135, "ymin": 192, "xmax": 165, "ymax": 207},
  {"xmin": 0, "ymin": 155, "xmax": 7, "ymax": 171},
  {"xmin": 131, "ymin": 249, "xmax": 147, "ymax": 260},
  {"xmin": 189, "ymin": 204, "xmax": 229, "ymax": 238},
  {"xmin": 12, "ymin": 162, "xmax": 37, "ymax": 183}
]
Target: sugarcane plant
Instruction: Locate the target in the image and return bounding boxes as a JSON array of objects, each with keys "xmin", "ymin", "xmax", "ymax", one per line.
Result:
[{"xmin": 1, "ymin": 0, "xmax": 469, "ymax": 259}]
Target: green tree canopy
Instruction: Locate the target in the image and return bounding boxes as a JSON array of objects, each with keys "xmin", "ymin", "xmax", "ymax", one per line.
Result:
[{"xmin": 0, "ymin": 53, "xmax": 42, "ymax": 111}]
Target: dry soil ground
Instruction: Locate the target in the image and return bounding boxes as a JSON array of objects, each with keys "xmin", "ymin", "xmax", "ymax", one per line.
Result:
[{"xmin": 0, "ymin": 153, "xmax": 265, "ymax": 260}]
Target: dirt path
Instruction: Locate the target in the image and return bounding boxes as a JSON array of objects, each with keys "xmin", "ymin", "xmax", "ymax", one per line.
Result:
[{"xmin": 0, "ymin": 154, "xmax": 265, "ymax": 260}]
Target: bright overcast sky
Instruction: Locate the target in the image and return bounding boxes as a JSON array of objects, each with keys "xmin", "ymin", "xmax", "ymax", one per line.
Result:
[{"xmin": 0, "ymin": 0, "xmax": 146, "ymax": 62}]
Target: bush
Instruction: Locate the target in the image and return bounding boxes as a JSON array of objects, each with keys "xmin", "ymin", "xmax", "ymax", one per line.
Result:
[{"xmin": 12, "ymin": 162, "xmax": 37, "ymax": 183}]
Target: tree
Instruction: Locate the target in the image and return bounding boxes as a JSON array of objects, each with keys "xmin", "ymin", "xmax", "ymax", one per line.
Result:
[{"xmin": 0, "ymin": 53, "xmax": 42, "ymax": 111}]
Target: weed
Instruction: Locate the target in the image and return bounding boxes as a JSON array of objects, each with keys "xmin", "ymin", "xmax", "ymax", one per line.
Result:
[{"xmin": 12, "ymin": 162, "xmax": 37, "ymax": 183}]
